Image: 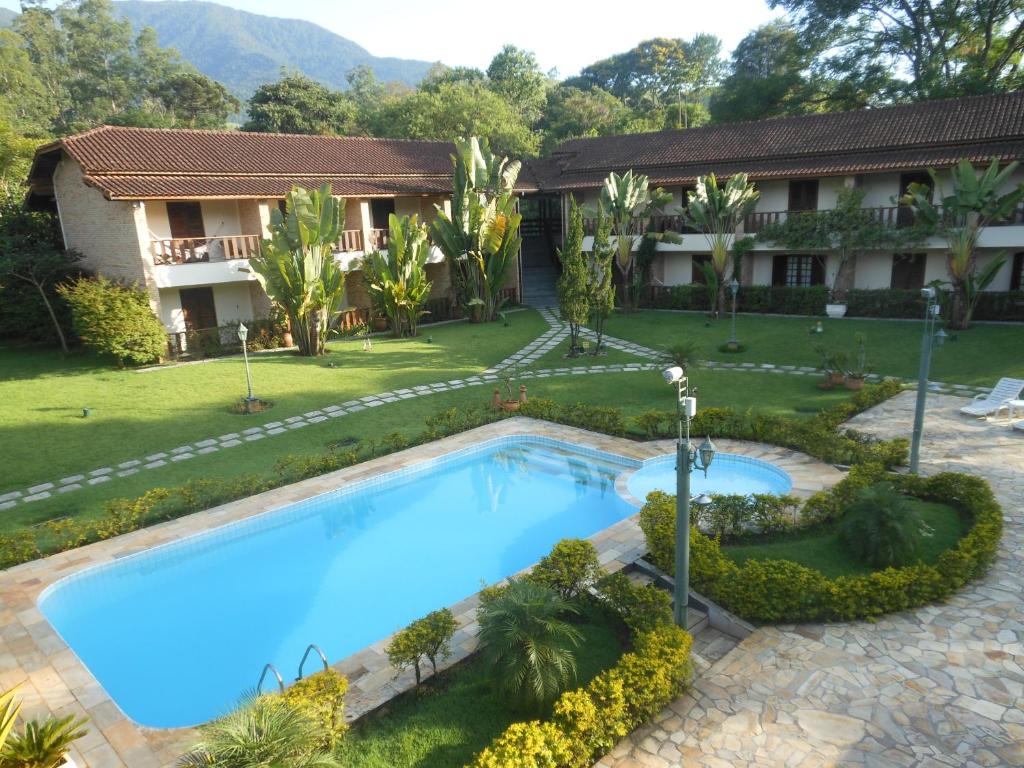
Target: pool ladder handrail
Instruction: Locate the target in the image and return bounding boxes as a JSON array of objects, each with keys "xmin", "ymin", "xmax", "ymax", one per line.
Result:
[
  {"xmin": 297, "ymin": 643, "xmax": 329, "ymax": 681},
  {"xmin": 257, "ymin": 663, "xmax": 284, "ymax": 695}
]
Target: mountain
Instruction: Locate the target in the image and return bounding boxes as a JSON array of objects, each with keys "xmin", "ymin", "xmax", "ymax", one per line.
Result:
[
  {"xmin": 113, "ymin": 0, "xmax": 436, "ymax": 96},
  {"xmin": 0, "ymin": 7, "xmax": 16, "ymax": 27}
]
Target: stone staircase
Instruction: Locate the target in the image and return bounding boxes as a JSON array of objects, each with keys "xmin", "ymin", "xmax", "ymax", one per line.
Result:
[{"xmin": 521, "ymin": 265, "xmax": 559, "ymax": 307}]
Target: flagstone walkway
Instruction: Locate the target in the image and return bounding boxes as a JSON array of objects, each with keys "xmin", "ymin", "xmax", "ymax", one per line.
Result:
[{"xmin": 595, "ymin": 391, "xmax": 1024, "ymax": 768}]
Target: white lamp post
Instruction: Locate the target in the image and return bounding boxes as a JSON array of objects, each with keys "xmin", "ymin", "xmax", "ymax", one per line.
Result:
[
  {"xmin": 663, "ymin": 366, "xmax": 716, "ymax": 628},
  {"xmin": 237, "ymin": 322, "xmax": 256, "ymax": 404},
  {"xmin": 728, "ymin": 278, "xmax": 740, "ymax": 347},
  {"xmin": 909, "ymin": 287, "xmax": 947, "ymax": 473}
]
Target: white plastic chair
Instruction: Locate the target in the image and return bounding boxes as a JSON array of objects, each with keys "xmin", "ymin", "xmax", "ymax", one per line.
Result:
[{"xmin": 959, "ymin": 378, "xmax": 1024, "ymax": 418}]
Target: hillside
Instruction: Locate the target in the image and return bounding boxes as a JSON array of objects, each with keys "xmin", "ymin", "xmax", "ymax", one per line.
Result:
[
  {"xmin": 113, "ymin": 0, "xmax": 435, "ymax": 96},
  {"xmin": 0, "ymin": 7, "xmax": 16, "ymax": 27}
]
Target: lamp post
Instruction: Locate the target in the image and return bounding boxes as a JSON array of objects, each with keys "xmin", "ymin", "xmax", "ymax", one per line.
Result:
[
  {"xmin": 909, "ymin": 287, "xmax": 947, "ymax": 474},
  {"xmin": 237, "ymin": 322, "xmax": 256, "ymax": 404},
  {"xmin": 663, "ymin": 366, "xmax": 716, "ymax": 628},
  {"xmin": 728, "ymin": 278, "xmax": 740, "ymax": 348}
]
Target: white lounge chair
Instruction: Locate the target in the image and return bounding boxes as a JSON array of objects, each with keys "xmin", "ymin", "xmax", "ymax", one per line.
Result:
[{"xmin": 959, "ymin": 377, "xmax": 1024, "ymax": 418}]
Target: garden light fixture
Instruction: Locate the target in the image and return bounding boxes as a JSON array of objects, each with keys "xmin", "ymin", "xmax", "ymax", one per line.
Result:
[
  {"xmin": 237, "ymin": 322, "xmax": 256, "ymax": 403},
  {"xmin": 909, "ymin": 287, "xmax": 945, "ymax": 473},
  {"xmin": 729, "ymin": 278, "xmax": 740, "ymax": 345},
  {"xmin": 663, "ymin": 366, "xmax": 715, "ymax": 629}
]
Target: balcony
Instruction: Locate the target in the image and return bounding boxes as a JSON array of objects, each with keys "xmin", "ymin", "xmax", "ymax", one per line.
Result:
[
  {"xmin": 337, "ymin": 230, "xmax": 363, "ymax": 252},
  {"xmin": 151, "ymin": 235, "xmax": 261, "ymax": 265}
]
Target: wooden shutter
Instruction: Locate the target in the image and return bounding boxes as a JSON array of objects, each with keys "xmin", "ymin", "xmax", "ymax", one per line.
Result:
[
  {"xmin": 788, "ymin": 180, "xmax": 819, "ymax": 212},
  {"xmin": 180, "ymin": 287, "xmax": 218, "ymax": 331},
  {"xmin": 166, "ymin": 202, "xmax": 205, "ymax": 239}
]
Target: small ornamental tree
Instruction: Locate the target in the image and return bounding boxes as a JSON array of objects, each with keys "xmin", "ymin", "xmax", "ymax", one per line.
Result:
[
  {"xmin": 530, "ymin": 538, "xmax": 602, "ymax": 600},
  {"xmin": 556, "ymin": 199, "xmax": 589, "ymax": 355},
  {"xmin": 58, "ymin": 277, "xmax": 167, "ymax": 366},
  {"xmin": 587, "ymin": 205, "xmax": 616, "ymax": 354},
  {"xmin": 385, "ymin": 608, "xmax": 457, "ymax": 685}
]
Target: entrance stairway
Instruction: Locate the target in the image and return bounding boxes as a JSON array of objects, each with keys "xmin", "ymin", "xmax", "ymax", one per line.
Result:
[{"xmin": 520, "ymin": 234, "xmax": 559, "ymax": 307}]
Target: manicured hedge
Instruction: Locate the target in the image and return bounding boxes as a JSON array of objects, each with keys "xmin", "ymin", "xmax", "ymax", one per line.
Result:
[
  {"xmin": 467, "ymin": 624, "xmax": 691, "ymax": 768},
  {"xmin": 646, "ymin": 285, "xmax": 1024, "ymax": 321},
  {"xmin": 639, "ymin": 466, "xmax": 1003, "ymax": 623}
]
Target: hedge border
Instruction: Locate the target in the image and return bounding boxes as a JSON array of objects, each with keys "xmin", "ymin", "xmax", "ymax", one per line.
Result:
[{"xmin": 639, "ymin": 465, "xmax": 1003, "ymax": 623}]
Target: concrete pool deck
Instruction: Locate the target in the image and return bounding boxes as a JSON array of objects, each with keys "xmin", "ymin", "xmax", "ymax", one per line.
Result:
[{"xmin": 0, "ymin": 418, "xmax": 841, "ymax": 768}]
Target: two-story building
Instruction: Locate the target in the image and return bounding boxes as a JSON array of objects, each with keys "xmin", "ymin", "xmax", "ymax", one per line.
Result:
[
  {"xmin": 524, "ymin": 90, "xmax": 1024, "ymax": 296},
  {"xmin": 26, "ymin": 91, "xmax": 1024, "ymax": 339},
  {"xmin": 26, "ymin": 128, "xmax": 469, "ymax": 341}
]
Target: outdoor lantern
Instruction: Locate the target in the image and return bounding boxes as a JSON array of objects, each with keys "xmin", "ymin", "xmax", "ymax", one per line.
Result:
[
  {"xmin": 692, "ymin": 493, "xmax": 713, "ymax": 507},
  {"xmin": 237, "ymin": 322, "xmax": 248, "ymax": 343},
  {"xmin": 697, "ymin": 435, "xmax": 716, "ymax": 474},
  {"xmin": 935, "ymin": 328, "xmax": 947, "ymax": 348},
  {"xmin": 730, "ymin": 278, "xmax": 739, "ymax": 298}
]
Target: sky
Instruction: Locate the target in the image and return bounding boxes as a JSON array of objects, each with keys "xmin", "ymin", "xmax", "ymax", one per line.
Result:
[{"xmin": 0, "ymin": 0, "xmax": 784, "ymax": 75}]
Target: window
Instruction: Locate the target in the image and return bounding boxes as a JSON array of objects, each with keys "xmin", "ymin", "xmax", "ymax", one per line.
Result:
[
  {"xmin": 166, "ymin": 202, "xmax": 205, "ymax": 240},
  {"xmin": 370, "ymin": 199, "xmax": 396, "ymax": 230},
  {"xmin": 898, "ymin": 172, "xmax": 931, "ymax": 227},
  {"xmin": 891, "ymin": 253, "xmax": 927, "ymax": 289},
  {"xmin": 692, "ymin": 254, "xmax": 711, "ymax": 284},
  {"xmin": 1012, "ymin": 252, "xmax": 1024, "ymax": 291},
  {"xmin": 179, "ymin": 287, "xmax": 218, "ymax": 331},
  {"xmin": 772, "ymin": 255, "xmax": 825, "ymax": 287},
  {"xmin": 788, "ymin": 179, "xmax": 819, "ymax": 212}
]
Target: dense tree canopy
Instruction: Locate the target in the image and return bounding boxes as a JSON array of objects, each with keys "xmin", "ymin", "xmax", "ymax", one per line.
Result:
[{"xmin": 244, "ymin": 73, "xmax": 356, "ymax": 134}]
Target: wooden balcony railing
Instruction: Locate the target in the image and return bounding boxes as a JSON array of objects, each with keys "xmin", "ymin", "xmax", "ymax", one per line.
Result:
[
  {"xmin": 366, "ymin": 229, "xmax": 389, "ymax": 251},
  {"xmin": 338, "ymin": 229, "xmax": 363, "ymax": 252},
  {"xmin": 151, "ymin": 235, "xmax": 261, "ymax": 265}
]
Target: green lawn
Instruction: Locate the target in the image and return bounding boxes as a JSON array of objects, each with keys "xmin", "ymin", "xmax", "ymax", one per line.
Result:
[
  {"xmin": 337, "ymin": 608, "xmax": 624, "ymax": 768},
  {"xmin": 722, "ymin": 499, "xmax": 965, "ymax": 578},
  {"xmin": 3, "ymin": 368, "xmax": 852, "ymax": 535},
  {"xmin": 0, "ymin": 311, "xmax": 548, "ymax": 489},
  {"xmin": 599, "ymin": 311, "xmax": 1024, "ymax": 386}
]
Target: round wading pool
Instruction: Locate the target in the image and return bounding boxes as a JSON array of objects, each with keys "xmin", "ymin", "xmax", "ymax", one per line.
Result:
[{"xmin": 626, "ymin": 452, "xmax": 793, "ymax": 501}]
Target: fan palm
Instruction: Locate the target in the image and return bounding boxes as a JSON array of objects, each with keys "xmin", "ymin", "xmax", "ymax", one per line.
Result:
[
  {"xmin": 902, "ymin": 158, "xmax": 1024, "ymax": 329},
  {"xmin": 180, "ymin": 696, "xmax": 340, "ymax": 768},
  {"xmin": 685, "ymin": 173, "xmax": 759, "ymax": 317},
  {"xmin": 476, "ymin": 578, "xmax": 582, "ymax": 708},
  {"xmin": 838, "ymin": 482, "xmax": 930, "ymax": 569}
]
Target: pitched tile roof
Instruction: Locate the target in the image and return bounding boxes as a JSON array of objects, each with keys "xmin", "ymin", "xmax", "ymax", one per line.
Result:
[
  {"xmin": 538, "ymin": 91, "xmax": 1024, "ymax": 189},
  {"xmin": 31, "ymin": 126, "xmax": 461, "ymax": 199}
]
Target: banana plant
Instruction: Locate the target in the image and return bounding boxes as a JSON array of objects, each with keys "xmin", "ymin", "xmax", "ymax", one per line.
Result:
[
  {"xmin": 685, "ymin": 173, "xmax": 759, "ymax": 317},
  {"xmin": 362, "ymin": 213, "xmax": 433, "ymax": 337},
  {"xmin": 599, "ymin": 170, "xmax": 674, "ymax": 312},
  {"xmin": 250, "ymin": 184, "xmax": 347, "ymax": 355},
  {"xmin": 432, "ymin": 137, "xmax": 522, "ymax": 322},
  {"xmin": 903, "ymin": 158, "xmax": 1024, "ymax": 329},
  {"xmin": 0, "ymin": 687, "xmax": 21, "ymax": 752}
]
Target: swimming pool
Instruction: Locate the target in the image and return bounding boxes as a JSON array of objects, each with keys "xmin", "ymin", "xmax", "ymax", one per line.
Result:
[
  {"xmin": 39, "ymin": 437, "xmax": 792, "ymax": 729},
  {"xmin": 626, "ymin": 453, "xmax": 793, "ymax": 501}
]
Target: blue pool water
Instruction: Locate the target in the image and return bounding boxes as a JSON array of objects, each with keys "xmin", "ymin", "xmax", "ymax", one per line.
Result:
[
  {"xmin": 626, "ymin": 453, "xmax": 792, "ymax": 501},
  {"xmin": 39, "ymin": 438, "xmax": 792, "ymax": 729},
  {"xmin": 39, "ymin": 438, "xmax": 634, "ymax": 728}
]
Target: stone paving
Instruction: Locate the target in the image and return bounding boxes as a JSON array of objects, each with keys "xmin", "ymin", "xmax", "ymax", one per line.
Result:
[
  {"xmin": 0, "ymin": 419, "xmax": 838, "ymax": 767},
  {"xmin": 0, "ymin": 308, "xmax": 996, "ymax": 510},
  {"xmin": 596, "ymin": 390, "xmax": 1024, "ymax": 768}
]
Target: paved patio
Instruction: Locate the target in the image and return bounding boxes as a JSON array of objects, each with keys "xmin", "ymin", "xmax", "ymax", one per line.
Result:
[
  {"xmin": 0, "ymin": 418, "xmax": 836, "ymax": 768},
  {"xmin": 597, "ymin": 391, "xmax": 1024, "ymax": 768}
]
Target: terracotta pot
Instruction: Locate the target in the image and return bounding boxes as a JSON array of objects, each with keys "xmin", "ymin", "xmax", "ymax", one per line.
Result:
[
  {"xmin": 469, "ymin": 305, "xmax": 483, "ymax": 324},
  {"xmin": 518, "ymin": 384, "xmax": 528, "ymax": 403},
  {"xmin": 845, "ymin": 376, "xmax": 865, "ymax": 390},
  {"xmin": 281, "ymin": 330, "xmax": 294, "ymax": 347},
  {"xmin": 828, "ymin": 371, "xmax": 846, "ymax": 386},
  {"xmin": 372, "ymin": 317, "xmax": 388, "ymax": 332},
  {"xmin": 499, "ymin": 400, "xmax": 521, "ymax": 412},
  {"xmin": 492, "ymin": 388, "xmax": 502, "ymax": 410}
]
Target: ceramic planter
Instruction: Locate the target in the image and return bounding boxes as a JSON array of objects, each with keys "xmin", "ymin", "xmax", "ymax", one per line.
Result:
[
  {"xmin": 845, "ymin": 376, "xmax": 865, "ymax": 390},
  {"xmin": 825, "ymin": 303, "xmax": 848, "ymax": 319}
]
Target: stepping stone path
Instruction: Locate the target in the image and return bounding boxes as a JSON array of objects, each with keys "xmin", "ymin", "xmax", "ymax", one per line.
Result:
[{"xmin": 0, "ymin": 310, "xmax": 995, "ymax": 508}]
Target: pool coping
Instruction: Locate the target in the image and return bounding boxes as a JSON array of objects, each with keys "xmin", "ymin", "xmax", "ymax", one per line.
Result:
[{"xmin": 0, "ymin": 418, "xmax": 843, "ymax": 768}]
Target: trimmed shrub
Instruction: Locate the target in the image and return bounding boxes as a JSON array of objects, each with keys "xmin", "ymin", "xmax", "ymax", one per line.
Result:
[
  {"xmin": 595, "ymin": 572, "xmax": 673, "ymax": 634},
  {"xmin": 530, "ymin": 539, "xmax": 602, "ymax": 600},
  {"xmin": 640, "ymin": 471, "xmax": 1003, "ymax": 623},
  {"xmin": 551, "ymin": 671, "xmax": 628, "ymax": 767},
  {"xmin": 467, "ymin": 721, "xmax": 574, "ymax": 768},
  {"xmin": 518, "ymin": 398, "xmax": 628, "ymax": 436},
  {"xmin": 282, "ymin": 669, "xmax": 348, "ymax": 749},
  {"xmin": 58, "ymin": 276, "xmax": 167, "ymax": 366},
  {"xmin": 385, "ymin": 608, "xmax": 457, "ymax": 685}
]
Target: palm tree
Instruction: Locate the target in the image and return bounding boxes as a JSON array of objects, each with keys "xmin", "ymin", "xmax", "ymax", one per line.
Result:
[
  {"xmin": 476, "ymin": 578, "xmax": 582, "ymax": 708},
  {"xmin": 362, "ymin": 213, "xmax": 433, "ymax": 337},
  {"xmin": 0, "ymin": 714, "xmax": 88, "ymax": 768},
  {"xmin": 902, "ymin": 158, "xmax": 1024, "ymax": 329},
  {"xmin": 685, "ymin": 173, "xmax": 759, "ymax": 317},
  {"xmin": 838, "ymin": 482, "xmax": 930, "ymax": 569},
  {"xmin": 599, "ymin": 170, "xmax": 673, "ymax": 312},
  {"xmin": 180, "ymin": 695, "xmax": 340, "ymax": 768},
  {"xmin": 431, "ymin": 137, "xmax": 522, "ymax": 322},
  {"xmin": 249, "ymin": 184, "xmax": 347, "ymax": 356}
]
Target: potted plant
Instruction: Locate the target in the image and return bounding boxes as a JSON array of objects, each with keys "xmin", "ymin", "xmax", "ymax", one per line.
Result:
[
  {"xmin": 844, "ymin": 333, "xmax": 870, "ymax": 390},
  {"xmin": 812, "ymin": 343, "xmax": 847, "ymax": 389},
  {"xmin": 371, "ymin": 310, "xmax": 388, "ymax": 333},
  {"xmin": 493, "ymin": 367, "xmax": 527, "ymax": 412}
]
